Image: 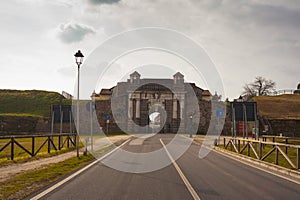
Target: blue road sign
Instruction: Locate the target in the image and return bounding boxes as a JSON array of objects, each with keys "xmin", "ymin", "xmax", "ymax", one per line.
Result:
[
  {"xmin": 105, "ymin": 114, "xmax": 110, "ymax": 120},
  {"xmin": 216, "ymin": 110, "xmax": 224, "ymax": 118}
]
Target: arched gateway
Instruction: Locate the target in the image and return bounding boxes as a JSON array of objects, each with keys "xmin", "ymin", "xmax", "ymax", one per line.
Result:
[{"xmin": 93, "ymin": 71, "xmax": 212, "ymax": 133}]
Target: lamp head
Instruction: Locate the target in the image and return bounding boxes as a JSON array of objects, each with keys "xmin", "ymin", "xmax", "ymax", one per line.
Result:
[{"xmin": 74, "ymin": 50, "xmax": 84, "ymax": 65}]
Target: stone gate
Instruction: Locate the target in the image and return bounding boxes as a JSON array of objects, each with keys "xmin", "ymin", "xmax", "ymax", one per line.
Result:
[{"xmin": 93, "ymin": 71, "xmax": 212, "ymax": 133}]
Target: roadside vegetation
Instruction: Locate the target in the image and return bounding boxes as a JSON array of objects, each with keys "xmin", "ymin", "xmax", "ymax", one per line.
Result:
[
  {"xmin": 0, "ymin": 136, "xmax": 128, "ymax": 200},
  {"xmin": 0, "ymin": 89, "xmax": 71, "ymax": 118},
  {"xmin": 0, "ymin": 153, "xmax": 96, "ymax": 200},
  {"xmin": 252, "ymin": 94, "xmax": 300, "ymax": 120}
]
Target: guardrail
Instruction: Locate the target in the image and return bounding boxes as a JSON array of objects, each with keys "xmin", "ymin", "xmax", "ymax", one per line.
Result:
[
  {"xmin": 0, "ymin": 134, "xmax": 77, "ymax": 160},
  {"xmin": 223, "ymin": 137, "xmax": 300, "ymax": 169}
]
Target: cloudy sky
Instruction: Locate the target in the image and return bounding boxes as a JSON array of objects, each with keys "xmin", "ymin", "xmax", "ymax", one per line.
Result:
[{"xmin": 0, "ymin": 0, "xmax": 299, "ymax": 100}]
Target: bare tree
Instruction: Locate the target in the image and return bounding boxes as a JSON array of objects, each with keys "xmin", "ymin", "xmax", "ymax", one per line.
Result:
[{"xmin": 242, "ymin": 76, "xmax": 276, "ymax": 100}]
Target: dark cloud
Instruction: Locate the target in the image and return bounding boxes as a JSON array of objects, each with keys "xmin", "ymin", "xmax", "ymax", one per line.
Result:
[
  {"xmin": 88, "ymin": 0, "xmax": 121, "ymax": 5},
  {"xmin": 57, "ymin": 22, "xmax": 96, "ymax": 43}
]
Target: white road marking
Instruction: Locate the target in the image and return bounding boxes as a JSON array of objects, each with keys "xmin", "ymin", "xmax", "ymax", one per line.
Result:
[
  {"xmin": 160, "ymin": 138, "xmax": 201, "ymax": 200},
  {"xmin": 129, "ymin": 134, "xmax": 156, "ymax": 145},
  {"xmin": 30, "ymin": 139, "xmax": 131, "ymax": 200},
  {"xmin": 129, "ymin": 138, "xmax": 145, "ymax": 145}
]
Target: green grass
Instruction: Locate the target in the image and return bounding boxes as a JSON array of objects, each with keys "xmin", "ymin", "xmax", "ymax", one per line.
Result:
[
  {"xmin": 0, "ymin": 89, "xmax": 71, "ymax": 118},
  {"xmin": 0, "ymin": 154, "xmax": 96, "ymax": 200},
  {"xmin": 0, "ymin": 113, "xmax": 44, "ymax": 118}
]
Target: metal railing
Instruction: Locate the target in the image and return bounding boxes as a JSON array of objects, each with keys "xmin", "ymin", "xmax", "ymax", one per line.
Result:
[
  {"xmin": 270, "ymin": 89, "xmax": 295, "ymax": 96},
  {"xmin": 0, "ymin": 133, "xmax": 77, "ymax": 160},
  {"xmin": 223, "ymin": 137, "xmax": 300, "ymax": 169}
]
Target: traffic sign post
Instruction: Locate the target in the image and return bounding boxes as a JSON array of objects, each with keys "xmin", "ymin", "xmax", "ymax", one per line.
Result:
[
  {"xmin": 230, "ymin": 102, "xmax": 258, "ymax": 139},
  {"xmin": 105, "ymin": 114, "xmax": 110, "ymax": 134},
  {"xmin": 90, "ymin": 102, "xmax": 94, "ymax": 152},
  {"xmin": 216, "ymin": 110, "xmax": 224, "ymax": 144},
  {"xmin": 216, "ymin": 110, "xmax": 224, "ymax": 118},
  {"xmin": 86, "ymin": 102, "xmax": 96, "ymax": 152}
]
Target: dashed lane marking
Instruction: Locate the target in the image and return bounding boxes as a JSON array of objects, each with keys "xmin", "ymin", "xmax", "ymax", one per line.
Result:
[{"xmin": 160, "ymin": 138, "xmax": 201, "ymax": 200}]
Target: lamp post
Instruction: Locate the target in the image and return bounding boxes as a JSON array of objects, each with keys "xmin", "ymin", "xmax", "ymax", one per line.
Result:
[
  {"xmin": 74, "ymin": 50, "xmax": 84, "ymax": 157},
  {"xmin": 189, "ymin": 115, "xmax": 193, "ymax": 138}
]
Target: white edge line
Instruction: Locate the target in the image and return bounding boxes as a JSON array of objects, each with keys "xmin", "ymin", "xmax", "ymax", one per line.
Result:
[
  {"xmin": 30, "ymin": 139, "xmax": 131, "ymax": 200},
  {"xmin": 181, "ymin": 135, "xmax": 300, "ymax": 185},
  {"xmin": 159, "ymin": 138, "xmax": 201, "ymax": 200}
]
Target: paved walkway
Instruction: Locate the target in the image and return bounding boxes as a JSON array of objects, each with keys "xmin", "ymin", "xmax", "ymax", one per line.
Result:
[{"xmin": 0, "ymin": 135, "xmax": 131, "ymax": 182}]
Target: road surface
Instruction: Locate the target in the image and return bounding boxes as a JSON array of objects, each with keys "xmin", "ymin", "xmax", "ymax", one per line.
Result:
[{"xmin": 30, "ymin": 134, "xmax": 300, "ymax": 200}]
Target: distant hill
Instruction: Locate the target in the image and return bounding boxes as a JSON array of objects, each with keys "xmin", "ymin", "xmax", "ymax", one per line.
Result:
[
  {"xmin": 252, "ymin": 94, "xmax": 300, "ymax": 120},
  {"xmin": 0, "ymin": 90, "xmax": 71, "ymax": 118}
]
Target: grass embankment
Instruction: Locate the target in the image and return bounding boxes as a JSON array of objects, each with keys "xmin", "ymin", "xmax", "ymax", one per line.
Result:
[
  {"xmin": 252, "ymin": 94, "xmax": 300, "ymax": 120},
  {"xmin": 0, "ymin": 90, "xmax": 71, "ymax": 117},
  {"xmin": 0, "ymin": 154, "xmax": 96, "ymax": 200}
]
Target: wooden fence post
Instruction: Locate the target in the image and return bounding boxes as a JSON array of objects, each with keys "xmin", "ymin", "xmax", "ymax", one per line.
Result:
[
  {"xmin": 58, "ymin": 135, "xmax": 61, "ymax": 150},
  {"xmin": 297, "ymin": 148, "xmax": 300, "ymax": 169},
  {"xmin": 48, "ymin": 136, "xmax": 51, "ymax": 153},
  {"xmin": 11, "ymin": 137, "xmax": 14, "ymax": 160},
  {"xmin": 32, "ymin": 137, "xmax": 35, "ymax": 156},
  {"xmin": 259, "ymin": 142, "xmax": 262, "ymax": 160},
  {"xmin": 247, "ymin": 142, "xmax": 250, "ymax": 156},
  {"xmin": 285, "ymin": 138, "xmax": 288, "ymax": 155},
  {"xmin": 275, "ymin": 147, "xmax": 279, "ymax": 165}
]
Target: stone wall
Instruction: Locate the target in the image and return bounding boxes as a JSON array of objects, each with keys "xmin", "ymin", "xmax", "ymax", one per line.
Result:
[
  {"xmin": 268, "ymin": 120, "xmax": 300, "ymax": 137},
  {"xmin": 0, "ymin": 115, "xmax": 74, "ymax": 135},
  {"xmin": 95, "ymin": 100, "xmax": 123, "ymax": 133}
]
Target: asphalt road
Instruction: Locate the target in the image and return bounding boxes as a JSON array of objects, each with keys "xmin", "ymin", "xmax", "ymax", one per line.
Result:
[{"xmin": 32, "ymin": 134, "xmax": 300, "ymax": 200}]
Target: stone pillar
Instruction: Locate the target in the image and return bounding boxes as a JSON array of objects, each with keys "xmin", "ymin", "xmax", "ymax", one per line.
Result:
[
  {"xmin": 173, "ymin": 99, "xmax": 177, "ymax": 119},
  {"xmin": 136, "ymin": 99, "xmax": 140, "ymax": 118},
  {"xmin": 180, "ymin": 98, "xmax": 185, "ymax": 119},
  {"xmin": 179, "ymin": 95, "xmax": 185, "ymax": 133},
  {"xmin": 128, "ymin": 99, "xmax": 133, "ymax": 119},
  {"xmin": 127, "ymin": 95, "xmax": 134, "ymax": 132}
]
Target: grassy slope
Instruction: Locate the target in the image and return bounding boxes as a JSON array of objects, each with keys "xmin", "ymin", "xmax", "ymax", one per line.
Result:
[
  {"xmin": 0, "ymin": 90, "xmax": 71, "ymax": 118},
  {"xmin": 252, "ymin": 94, "xmax": 300, "ymax": 120}
]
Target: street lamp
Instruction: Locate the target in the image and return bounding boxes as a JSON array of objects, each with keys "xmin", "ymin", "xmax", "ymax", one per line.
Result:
[
  {"xmin": 74, "ymin": 50, "xmax": 84, "ymax": 157},
  {"xmin": 189, "ymin": 115, "xmax": 193, "ymax": 138}
]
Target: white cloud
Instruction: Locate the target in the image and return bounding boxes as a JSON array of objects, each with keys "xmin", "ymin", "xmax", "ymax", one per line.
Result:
[
  {"xmin": 88, "ymin": 0, "xmax": 121, "ymax": 5},
  {"xmin": 56, "ymin": 21, "xmax": 96, "ymax": 43}
]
